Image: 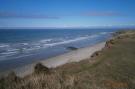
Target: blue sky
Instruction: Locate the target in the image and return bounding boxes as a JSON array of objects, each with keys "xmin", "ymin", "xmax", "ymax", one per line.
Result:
[{"xmin": 0, "ymin": 0, "xmax": 135, "ymax": 28}]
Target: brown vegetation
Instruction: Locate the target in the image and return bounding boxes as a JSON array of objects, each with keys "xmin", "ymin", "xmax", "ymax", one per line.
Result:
[
  {"xmin": 34, "ymin": 63, "xmax": 50, "ymax": 74},
  {"xmin": 104, "ymin": 80, "xmax": 128, "ymax": 89}
]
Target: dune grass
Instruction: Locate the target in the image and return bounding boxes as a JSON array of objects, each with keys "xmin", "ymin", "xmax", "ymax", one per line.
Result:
[{"xmin": 0, "ymin": 30, "xmax": 135, "ymax": 89}]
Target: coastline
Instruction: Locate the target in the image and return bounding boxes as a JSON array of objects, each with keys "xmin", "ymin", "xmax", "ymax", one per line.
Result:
[
  {"xmin": 2, "ymin": 30, "xmax": 135, "ymax": 89},
  {"xmin": 13, "ymin": 42, "xmax": 106, "ymax": 77}
]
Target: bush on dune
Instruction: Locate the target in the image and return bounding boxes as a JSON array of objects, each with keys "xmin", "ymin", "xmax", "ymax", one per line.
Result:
[{"xmin": 34, "ymin": 63, "xmax": 50, "ymax": 74}]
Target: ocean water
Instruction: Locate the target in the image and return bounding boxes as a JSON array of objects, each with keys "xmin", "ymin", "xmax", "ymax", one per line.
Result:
[{"xmin": 0, "ymin": 29, "xmax": 118, "ymax": 72}]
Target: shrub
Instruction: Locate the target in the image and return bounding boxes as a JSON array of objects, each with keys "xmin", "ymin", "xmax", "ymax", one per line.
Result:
[{"xmin": 34, "ymin": 63, "xmax": 50, "ymax": 74}]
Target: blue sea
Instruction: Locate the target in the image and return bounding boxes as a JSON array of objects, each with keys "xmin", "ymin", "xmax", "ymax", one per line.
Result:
[{"xmin": 0, "ymin": 28, "xmax": 119, "ymax": 72}]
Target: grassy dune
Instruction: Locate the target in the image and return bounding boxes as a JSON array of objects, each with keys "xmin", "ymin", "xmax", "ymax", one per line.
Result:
[{"xmin": 0, "ymin": 30, "xmax": 135, "ymax": 89}]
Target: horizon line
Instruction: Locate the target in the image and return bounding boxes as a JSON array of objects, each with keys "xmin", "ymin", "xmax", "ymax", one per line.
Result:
[{"xmin": 0, "ymin": 26, "xmax": 135, "ymax": 29}]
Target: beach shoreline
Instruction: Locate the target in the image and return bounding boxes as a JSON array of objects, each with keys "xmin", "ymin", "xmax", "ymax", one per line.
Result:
[{"xmin": 12, "ymin": 42, "xmax": 106, "ymax": 77}]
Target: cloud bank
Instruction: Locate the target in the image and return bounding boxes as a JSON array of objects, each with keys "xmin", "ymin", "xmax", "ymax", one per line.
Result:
[
  {"xmin": 82, "ymin": 11, "xmax": 123, "ymax": 16},
  {"xmin": 0, "ymin": 11, "xmax": 124, "ymax": 20},
  {"xmin": 0, "ymin": 12, "xmax": 60, "ymax": 19}
]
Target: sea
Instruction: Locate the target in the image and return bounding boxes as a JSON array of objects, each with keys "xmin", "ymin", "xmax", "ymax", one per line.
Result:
[{"xmin": 0, "ymin": 28, "xmax": 120, "ymax": 72}]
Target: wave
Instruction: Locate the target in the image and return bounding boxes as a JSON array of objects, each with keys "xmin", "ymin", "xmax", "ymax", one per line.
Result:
[
  {"xmin": 0, "ymin": 44, "xmax": 9, "ymax": 48},
  {"xmin": 100, "ymin": 32, "xmax": 114, "ymax": 35},
  {"xmin": 20, "ymin": 43, "xmax": 29, "ymax": 45},
  {"xmin": 43, "ymin": 35, "xmax": 99, "ymax": 47},
  {"xmin": 1, "ymin": 51, "xmax": 18, "ymax": 55},
  {"xmin": 0, "ymin": 53, "xmax": 34, "ymax": 61},
  {"xmin": 39, "ymin": 39, "xmax": 52, "ymax": 43}
]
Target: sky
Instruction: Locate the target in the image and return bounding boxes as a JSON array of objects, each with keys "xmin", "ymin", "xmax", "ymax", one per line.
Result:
[{"xmin": 0, "ymin": 0, "xmax": 135, "ymax": 28}]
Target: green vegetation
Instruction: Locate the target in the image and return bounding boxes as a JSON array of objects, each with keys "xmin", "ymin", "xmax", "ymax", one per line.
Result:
[{"xmin": 0, "ymin": 30, "xmax": 135, "ymax": 89}]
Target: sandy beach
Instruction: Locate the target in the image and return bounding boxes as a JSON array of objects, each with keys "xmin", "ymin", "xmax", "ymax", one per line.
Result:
[
  {"xmin": 11, "ymin": 42, "xmax": 105, "ymax": 77},
  {"xmin": 41, "ymin": 42, "xmax": 105, "ymax": 67}
]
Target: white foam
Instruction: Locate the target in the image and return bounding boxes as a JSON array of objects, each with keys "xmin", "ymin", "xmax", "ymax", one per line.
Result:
[
  {"xmin": 40, "ymin": 39, "xmax": 52, "ymax": 43},
  {"xmin": 1, "ymin": 51, "xmax": 18, "ymax": 55},
  {"xmin": 7, "ymin": 48, "xmax": 19, "ymax": 52},
  {"xmin": 20, "ymin": 43, "xmax": 29, "ymax": 45},
  {"xmin": 0, "ymin": 53, "xmax": 35, "ymax": 61},
  {"xmin": 10, "ymin": 54, "xmax": 34, "ymax": 59},
  {"xmin": 89, "ymin": 34, "xmax": 99, "ymax": 38},
  {"xmin": 43, "ymin": 34, "xmax": 99, "ymax": 47},
  {"xmin": 100, "ymin": 32, "xmax": 108, "ymax": 35},
  {"xmin": 22, "ymin": 46, "xmax": 41, "ymax": 52},
  {"xmin": 100, "ymin": 32, "xmax": 113, "ymax": 35},
  {"xmin": 0, "ymin": 44, "xmax": 9, "ymax": 48}
]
